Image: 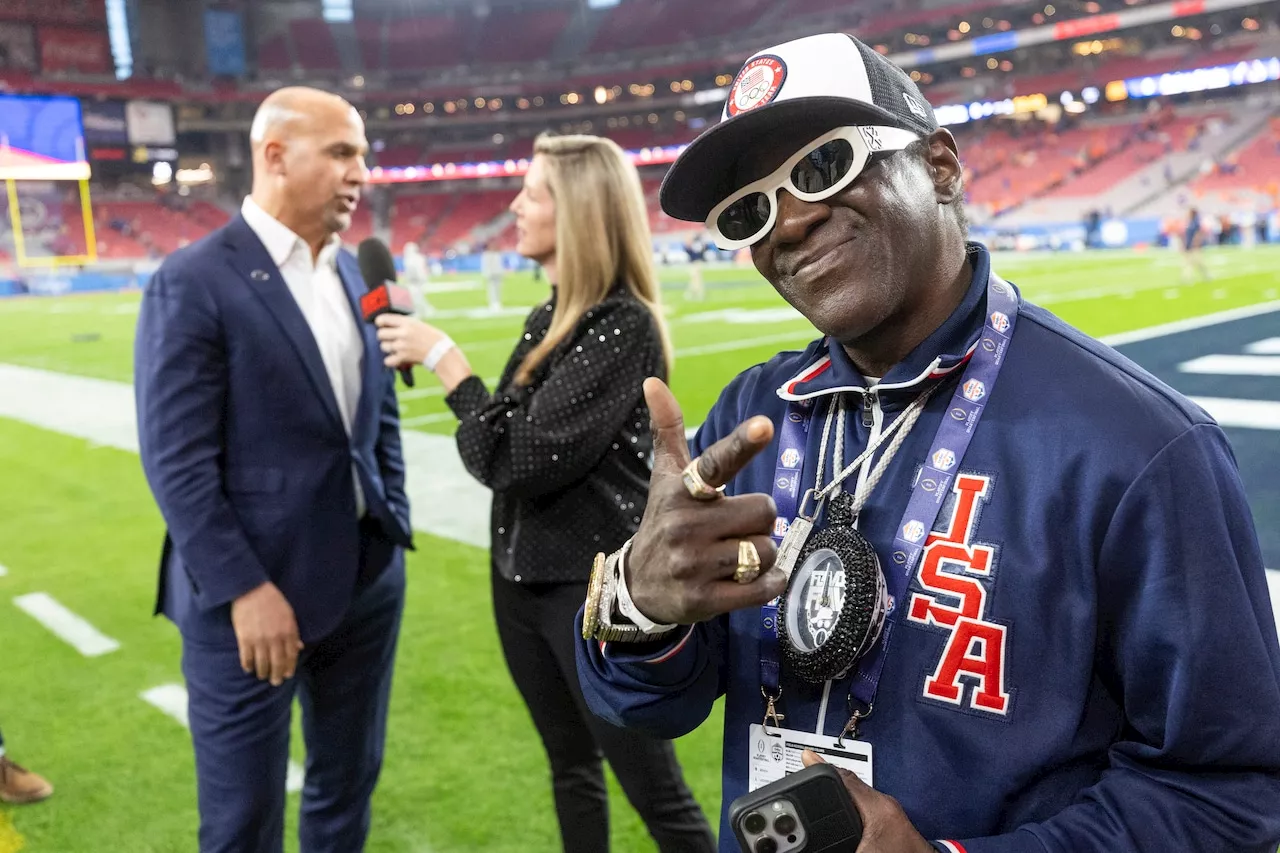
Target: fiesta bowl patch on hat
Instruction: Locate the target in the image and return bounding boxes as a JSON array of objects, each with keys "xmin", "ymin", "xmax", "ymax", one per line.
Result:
[{"xmin": 727, "ymin": 55, "xmax": 787, "ymax": 117}]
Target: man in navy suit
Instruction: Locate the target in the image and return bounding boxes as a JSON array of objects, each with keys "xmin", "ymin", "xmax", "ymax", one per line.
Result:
[{"xmin": 135, "ymin": 87, "xmax": 413, "ymax": 853}]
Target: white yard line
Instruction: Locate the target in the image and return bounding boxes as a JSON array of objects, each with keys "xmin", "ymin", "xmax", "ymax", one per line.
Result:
[
  {"xmin": 1097, "ymin": 300, "xmax": 1280, "ymax": 347},
  {"xmin": 1188, "ymin": 398, "xmax": 1280, "ymax": 431},
  {"xmin": 141, "ymin": 684, "xmax": 305, "ymax": 794},
  {"xmin": 1245, "ymin": 338, "xmax": 1280, "ymax": 355},
  {"xmin": 13, "ymin": 592, "xmax": 121, "ymax": 656},
  {"xmin": 1179, "ymin": 354, "xmax": 1280, "ymax": 377}
]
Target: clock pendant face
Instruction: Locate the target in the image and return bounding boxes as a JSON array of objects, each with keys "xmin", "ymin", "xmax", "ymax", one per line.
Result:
[{"xmin": 786, "ymin": 548, "xmax": 846, "ymax": 652}]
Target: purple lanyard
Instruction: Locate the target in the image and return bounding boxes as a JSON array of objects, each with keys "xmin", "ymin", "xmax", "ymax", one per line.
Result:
[{"xmin": 764, "ymin": 273, "xmax": 1019, "ymax": 713}]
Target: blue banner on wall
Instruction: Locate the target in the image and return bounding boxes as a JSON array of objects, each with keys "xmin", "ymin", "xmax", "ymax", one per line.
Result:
[{"xmin": 203, "ymin": 9, "xmax": 246, "ymax": 78}]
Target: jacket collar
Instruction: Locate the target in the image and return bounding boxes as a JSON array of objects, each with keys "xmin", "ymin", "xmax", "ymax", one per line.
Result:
[
  {"xmin": 778, "ymin": 243, "xmax": 992, "ymax": 403},
  {"xmin": 220, "ymin": 213, "xmax": 347, "ymax": 434}
]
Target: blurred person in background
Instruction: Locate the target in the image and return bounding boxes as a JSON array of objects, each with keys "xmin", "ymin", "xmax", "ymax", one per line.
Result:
[
  {"xmin": 402, "ymin": 241, "xmax": 435, "ymax": 315},
  {"xmin": 0, "ymin": 727, "xmax": 53, "ymax": 804},
  {"xmin": 376, "ymin": 133, "xmax": 715, "ymax": 853},
  {"xmin": 481, "ymin": 242, "xmax": 504, "ymax": 311},
  {"xmin": 1182, "ymin": 206, "xmax": 1211, "ymax": 281},
  {"xmin": 135, "ymin": 86, "xmax": 412, "ymax": 853}
]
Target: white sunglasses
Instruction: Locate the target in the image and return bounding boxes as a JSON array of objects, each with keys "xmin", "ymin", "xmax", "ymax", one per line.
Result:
[{"xmin": 706, "ymin": 125, "xmax": 921, "ymax": 250}]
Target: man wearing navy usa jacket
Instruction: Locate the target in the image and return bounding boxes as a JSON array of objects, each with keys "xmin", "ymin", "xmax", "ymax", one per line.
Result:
[
  {"xmin": 576, "ymin": 33, "xmax": 1280, "ymax": 853},
  {"xmin": 135, "ymin": 87, "xmax": 412, "ymax": 852}
]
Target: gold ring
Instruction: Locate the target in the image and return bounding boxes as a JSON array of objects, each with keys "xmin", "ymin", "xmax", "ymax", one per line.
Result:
[
  {"xmin": 682, "ymin": 459, "xmax": 724, "ymax": 501},
  {"xmin": 734, "ymin": 540, "xmax": 761, "ymax": 584}
]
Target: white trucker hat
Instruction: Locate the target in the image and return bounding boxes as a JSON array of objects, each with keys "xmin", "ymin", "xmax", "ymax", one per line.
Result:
[{"xmin": 660, "ymin": 32, "xmax": 940, "ymax": 222}]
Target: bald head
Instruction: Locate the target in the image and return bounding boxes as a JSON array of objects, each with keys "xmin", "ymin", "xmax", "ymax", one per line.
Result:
[
  {"xmin": 250, "ymin": 87, "xmax": 356, "ymax": 149},
  {"xmin": 248, "ymin": 86, "xmax": 369, "ymax": 253}
]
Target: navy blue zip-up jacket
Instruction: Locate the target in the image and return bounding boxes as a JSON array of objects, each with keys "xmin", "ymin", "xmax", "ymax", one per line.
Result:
[{"xmin": 576, "ymin": 244, "xmax": 1280, "ymax": 852}]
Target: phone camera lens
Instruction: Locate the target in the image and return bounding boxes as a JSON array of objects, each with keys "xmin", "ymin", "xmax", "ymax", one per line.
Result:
[
  {"xmin": 774, "ymin": 814, "xmax": 797, "ymax": 836},
  {"xmin": 755, "ymin": 838, "xmax": 778, "ymax": 853},
  {"xmin": 743, "ymin": 813, "xmax": 767, "ymax": 835}
]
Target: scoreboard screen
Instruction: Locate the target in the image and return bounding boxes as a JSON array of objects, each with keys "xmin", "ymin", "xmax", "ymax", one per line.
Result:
[{"xmin": 0, "ymin": 94, "xmax": 90, "ymax": 181}]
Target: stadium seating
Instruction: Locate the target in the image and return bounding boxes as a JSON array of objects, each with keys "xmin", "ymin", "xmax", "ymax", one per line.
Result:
[
  {"xmin": 964, "ymin": 124, "xmax": 1134, "ymax": 215},
  {"xmin": 1039, "ymin": 114, "xmax": 1220, "ymax": 201},
  {"xmin": 386, "ymin": 15, "xmax": 469, "ymax": 70},
  {"xmin": 257, "ymin": 32, "xmax": 293, "ymax": 72},
  {"xmin": 476, "ymin": 8, "xmax": 572, "ymax": 64},
  {"xmin": 92, "ymin": 201, "xmax": 217, "ymax": 256},
  {"xmin": 1189, "ymin": 117, "xmax": 1280, "ymax": 210},
  {"xmin": 289, "ymin": 19, "xmax": 343, "ymax": 72},
  {"xmin": 426, "ymin": 190, "xmax": 516, "ymax": 253},
  {"xmin": 355, "ymin": 20, "xmax": 385, "ymax": 71}
]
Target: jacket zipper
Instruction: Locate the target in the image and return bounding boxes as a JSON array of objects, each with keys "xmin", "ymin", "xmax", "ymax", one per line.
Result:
[{"xmin": 851, "ymin": 389, "xmax": 884, "ymax": 514}]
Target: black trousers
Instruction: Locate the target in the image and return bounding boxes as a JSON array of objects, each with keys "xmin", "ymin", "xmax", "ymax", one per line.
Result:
[{"xmin": 492, "ymin": 571, "xmax": 716, "ymax": 853}]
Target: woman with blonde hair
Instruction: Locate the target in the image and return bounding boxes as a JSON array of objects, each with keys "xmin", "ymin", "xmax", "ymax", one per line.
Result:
[{"xmin": 376, "ymin": 134, "xmax": 714, "ymax": 852}]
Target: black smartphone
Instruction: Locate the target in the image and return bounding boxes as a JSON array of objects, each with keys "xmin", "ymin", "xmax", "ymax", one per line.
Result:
[{"xmin": 728, "ymin": 763, "xmax": 864, "ymax": 853}]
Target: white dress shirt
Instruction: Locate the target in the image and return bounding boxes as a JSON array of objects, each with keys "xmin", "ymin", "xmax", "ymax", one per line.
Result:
[{"xmin": 241, "ymin": 197, "xmax": 366, "ymax": 517}]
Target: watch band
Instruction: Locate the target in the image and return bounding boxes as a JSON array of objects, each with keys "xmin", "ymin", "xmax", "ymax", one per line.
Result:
[
  {"xmin": 583, "ymin": 546, "xmax": 679, "ymax": 644},
  {"xmin": 614, "ymin": 539, "xmax": 678, "ymax": 634}
]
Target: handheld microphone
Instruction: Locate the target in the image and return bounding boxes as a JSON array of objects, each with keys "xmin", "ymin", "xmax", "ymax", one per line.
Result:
[{"xmin": 357, "ymin": 238, "xmax": 416, "ymax": 388}]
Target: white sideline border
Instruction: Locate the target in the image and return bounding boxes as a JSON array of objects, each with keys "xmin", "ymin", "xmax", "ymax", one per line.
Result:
[{"xmin": 13, "ymin": 592, "xmax": 121, "ymax": 657}]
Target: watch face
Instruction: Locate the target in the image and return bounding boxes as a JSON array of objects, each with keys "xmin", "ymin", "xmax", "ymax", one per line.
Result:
[{"xmin": 784, "ymin": 548, "xmax": 846, "ymax": 652}]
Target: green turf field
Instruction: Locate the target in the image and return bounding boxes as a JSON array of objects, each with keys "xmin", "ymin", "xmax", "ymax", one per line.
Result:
[{"xmin": 0, "ymin": 246, "xmax": 1277, "ymax": 852}]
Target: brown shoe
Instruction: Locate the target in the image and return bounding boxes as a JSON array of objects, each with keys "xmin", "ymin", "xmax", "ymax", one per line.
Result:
[{"xmin": 0, "ymin": 755, "xmax": 53, "ymax": 804}]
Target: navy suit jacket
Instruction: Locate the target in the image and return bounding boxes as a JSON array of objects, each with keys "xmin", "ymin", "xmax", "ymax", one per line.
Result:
[{"xmin": 135, "ymin": 214, "xmax": 414, "ymax": 644}]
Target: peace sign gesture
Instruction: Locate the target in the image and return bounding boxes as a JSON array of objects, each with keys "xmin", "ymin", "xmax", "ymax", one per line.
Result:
[{"xmin": 626, "ymin": 378, "xmax": 788, "ymax": 626}]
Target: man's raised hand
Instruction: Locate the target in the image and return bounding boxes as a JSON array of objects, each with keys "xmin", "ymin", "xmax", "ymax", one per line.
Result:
[{"xmin": 625, "ymin": 378, "xmax": 786, "ymax": 626}]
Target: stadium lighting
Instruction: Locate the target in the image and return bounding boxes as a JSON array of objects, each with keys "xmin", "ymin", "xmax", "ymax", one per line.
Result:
[
  {"xmin": 595, "ymin": 86, "xmax": 608, "ymax": 104},
  {"xmin": 1082, "ymin": 86, "xmax": 1101, "ymax": 103},
  {"xmin": 176, "ymin": 164, "xmax": 214, "ymax": 184},
  {"xmin": 152, "ymin": 162, "xmax": 172, "ymax": 186},
  {"xmin": 322, "ymin": 0, "xmax": 353, "ymax": 22},
  {"xmin": 106, "ymin": 0, "xmax": 133, "ymax": 79},
  {"xmin": 959, "ymin": 21, "xmax": 971, "ymax": 33}
]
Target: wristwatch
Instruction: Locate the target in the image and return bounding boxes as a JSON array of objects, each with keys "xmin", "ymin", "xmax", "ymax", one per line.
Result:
[{"xmin": 583, "ymin": 543, "xmax": 680, "ymax": 643}]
